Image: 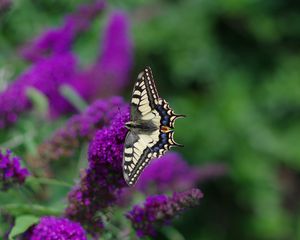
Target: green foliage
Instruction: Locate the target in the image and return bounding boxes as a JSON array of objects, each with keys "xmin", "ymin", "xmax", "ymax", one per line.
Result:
[
  {"xmin": 26, "ymin": 87, "xmax": 49, "ymax": 117},
  {"xmin": 60, "ymin": 85, "xmax": 88, "ymax": 112},
  {"xmin": 8, "ymin": 215, "xmax": 39, "ymax": 239},
  {"xmin": 3, "ymin": 204, "xmax": 61, "ymax": 217}
]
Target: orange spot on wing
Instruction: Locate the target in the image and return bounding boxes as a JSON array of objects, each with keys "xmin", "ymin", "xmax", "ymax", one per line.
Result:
[{"xmin": 161, "ymin": 126, "xmax": 171, "ymax": 133}]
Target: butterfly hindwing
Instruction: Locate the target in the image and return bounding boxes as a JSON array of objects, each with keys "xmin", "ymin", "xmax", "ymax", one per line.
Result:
[
  {"xmin": 151, "ymin": 131, "xmax": 176, "ymax": 154},
  {"xmin": 123, "ymin": 131, "xmax": 159, "ymax": 186}
]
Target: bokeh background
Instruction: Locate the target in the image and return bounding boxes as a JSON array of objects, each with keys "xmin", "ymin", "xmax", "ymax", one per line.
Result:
[{"xmin": 1, "ymin": 0, "xmax": 300, "ymax": 239}]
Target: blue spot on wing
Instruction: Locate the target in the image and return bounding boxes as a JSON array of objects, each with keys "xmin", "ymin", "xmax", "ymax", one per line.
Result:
[
  {"xmin": 152, "ymin": 133, "xmax": 168, "ymax": 152},
  {"xmin": 156, "ymin": 104, "xmax": 171, "ymax": 126},
  {"xmin": 161, "ymin": 133, "xmax": 167, "ymax": 143},
  {"xmin": 162, "ymin": 115, "xmax": 170, "ymax": 125}
]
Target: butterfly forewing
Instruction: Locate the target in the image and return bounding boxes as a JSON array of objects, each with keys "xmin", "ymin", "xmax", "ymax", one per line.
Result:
[{"xmin": 130, "ymin": 67, "xmax": 160, "ymax": 121}]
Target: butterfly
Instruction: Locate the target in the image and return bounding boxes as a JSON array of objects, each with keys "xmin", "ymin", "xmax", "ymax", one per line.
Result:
[{"xmin": 123, "ymin": 66, "xmax": 185, "ymax": 186}]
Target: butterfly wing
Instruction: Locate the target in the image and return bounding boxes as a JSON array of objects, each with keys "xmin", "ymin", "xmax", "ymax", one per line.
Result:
[
  {"xmin": 123, "ymin": 131, "xmax": 154, "ymax": 186},
  {"xmin": 130, "ymin": 66, "xmax": 160, "ymax": 122}
]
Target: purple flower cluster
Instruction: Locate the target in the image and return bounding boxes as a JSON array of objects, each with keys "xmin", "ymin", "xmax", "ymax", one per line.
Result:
[
  {"xmin": 21, "ymin": 23, "xmax": 75, "ymax": 63},
  {"xmin": 66, "ymin": 0, "xmax": 106, "ymax": 34},
  {"xmin": 21, "ymin": 0, "xmax": 106, "ymax": 62},
  {"xmin": 73, "ymin": 10, "xmax": 133, "ymax": 101},
  {"xmin": 65, "ymin": 108, "xmax": 129, "ymax": 235},
  {"xmin": 136, "ymin": 152, "xmax": 200, "ymax": 194},
  {"xmin": 96, "ymin": 10, "xmax": 133, "ymax": 95},
  {"xmin": 0, "ymin": 80, "xmax": 30, "ymax": 128},
  {"xmin": 115, "ymin": 153, "xmax": 226, "ymax": 208},
  {"xmin": 30, "ymin": 53, "xmax": 78, "ymax": 118},
  {"xmin": 126, "ymin": 188, "xmax": 203, "ymax": 237},
  {"xmin": 26, "ymin": 216, "xmax": 87, "ymax": 240},
  {"xmin": 0, "ymin": 149, "xmax": 29, "ymax": 191},
  {"xmin": 34, "ymin": 97, "xmax": 127, "ymax": 170},
  {"xmin": 135, "ymin": 153, "xmax": 227, "ymax": 195},
  {"xmin": 0, "ymin": 2, "xmax": 105, "ymax": 128},
  {"xmin": 0, "ymin": 52, "xmax": 78, "ymax": 127},
  {"xmin": 0, "ymin": 2, "xmax": 133, "ymax": 129}
]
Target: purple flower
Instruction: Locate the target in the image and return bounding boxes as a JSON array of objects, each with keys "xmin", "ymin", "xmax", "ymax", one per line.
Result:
[
  {"xmin": 0, "ymin": 52, "xmax": 78, "ymax": 128},
  {"xmin": 97, "ymin": 10, "xmax": 133, "ymax": 92},
  {"xmin": 0, "ymin": 149, "xmax": 29, "ymax": 191},
  {"xmin": 0, "ymin": 2, "xmax": 106, "ymax": 129},
  {"xmin": 27, "ymin": 53, "xmax": 78, "ymax": 118},
  {"xmin": 31, "ymin": 97, "xmax": 126, "ymax": 175},
  {"xmin": 66, "ymin": 0, "xmax": 106, "ymax": 34},
  {"xmin": 0, "ymin": 80, "xmax": 30, "ymax": 128},
  {"xmin": 118, "ymin": 155, "xmax": 226, "ymax": 208},
  {"xmin": 65, "ymin": 107, "xmax": 129, "ymax": 236},
  {"xmin": 21, "ymin": 1, "xmax": 106, "ymax": 62},
  {"xmin": 126, "ymin": 188, "xmax": 203, "ymax": 238},
  {"xmin": 134, "ymin": 153, "xmax": 228, "ymax": 194},
  {"xmin": 26, "ymin": 216, "xmax": 87, "ymax": 240},
  {"xmin": 77, "ymin": 10, "xmax": 133, "ymax": 100},
  {"xmin": 0, "ymin": 4, "xmax": 134, "ymax": 129},
  {"xmin": 21, "ymin": 23, "xmax": 76, "ymax": 63},
  {"xmin": 135, "ymin": 152, "xmax": 200, "ymax": 194}
]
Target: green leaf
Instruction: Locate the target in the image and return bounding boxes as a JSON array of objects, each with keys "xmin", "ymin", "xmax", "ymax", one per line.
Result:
[
  {"xmin": 60, "ymin": 84, "xmax": 87, "ymax": 112},
  {"xmin": 2, "ymin": 204, "xmax": 61, "ymax": 217},
  {"xmin": 26, "ymin": 176, "xmax": 72, "ymax": 188},
  {"xmin": 8, "ymin": 215, "xmax": 39, "ymax": 240},
  {"xmin": 26, "ymin": 87, "xmax": 49, "ymax": 116},
  {"xmin": 162, "ymin": 226, "xmax": 186, "ymax": 240}
]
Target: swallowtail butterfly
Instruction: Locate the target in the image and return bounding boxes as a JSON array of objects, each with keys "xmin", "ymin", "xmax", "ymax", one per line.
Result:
[{"xmin": 123, "ymin": 66, "xmax": 185, "ymax": 186}]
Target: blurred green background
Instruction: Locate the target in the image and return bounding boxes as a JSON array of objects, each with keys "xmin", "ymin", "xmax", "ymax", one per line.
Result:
[{"xmin": 1, "ymin": 0, "xmax": 300, "ymax": 239}]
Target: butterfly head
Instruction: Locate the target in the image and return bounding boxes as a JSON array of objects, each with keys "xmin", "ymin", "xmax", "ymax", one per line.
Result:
[{"xmin": 125, "ymin": 121, "xmax": 135, "ymax": 130}]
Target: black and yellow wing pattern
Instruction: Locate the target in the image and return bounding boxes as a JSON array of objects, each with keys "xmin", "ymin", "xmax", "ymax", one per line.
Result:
[{"xmin": 123, "ymin": 66, "xmax": 184, "ymax": 186}]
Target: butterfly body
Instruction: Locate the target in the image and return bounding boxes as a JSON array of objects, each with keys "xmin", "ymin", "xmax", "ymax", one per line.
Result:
[{"xmin": 123, "ymin": 67, "xmax": 184, "ymax": 186}]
